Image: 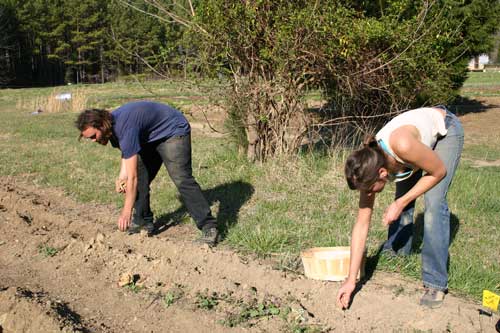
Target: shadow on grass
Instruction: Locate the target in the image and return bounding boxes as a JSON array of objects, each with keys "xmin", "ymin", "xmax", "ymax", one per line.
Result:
[
  {"xmin": 154, "ymin": 180, "xmax": 254, "ymax": 240},
  {"xmin": 348, "ymin": 212, "xmax": 460, "ymax": 306},
  {"xmin": 449, "ymin": 96, "xmax": 499, "ymax": 116}
]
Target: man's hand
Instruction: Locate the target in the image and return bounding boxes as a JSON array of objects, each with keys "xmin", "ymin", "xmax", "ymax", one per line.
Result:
[
  {"xmin": 115, "ymin": 178, "xmax": 127, "ymax": 193},
  {"xmin": 336, "ymin": 279, "xmax": 356, "ymax": 309},
  {"xmin": 383, "ymin": 199, "xmax": 404, "ymax": 226},
  {"xmin": 118, "ymin": 211, "xmax": 131, "ymax": 231}
]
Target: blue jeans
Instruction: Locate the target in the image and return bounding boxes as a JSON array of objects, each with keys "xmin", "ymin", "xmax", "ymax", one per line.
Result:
[
  {"xmin": 133, "ymin": 134, "xmax": 216, "ymax": 230},
  {"xmin": 383, "ymin": 110, "xmax": 464, "ymax": 291}
]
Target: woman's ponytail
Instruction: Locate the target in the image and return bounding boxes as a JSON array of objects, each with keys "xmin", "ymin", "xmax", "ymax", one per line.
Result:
[{"xmin": 363, "ymin": 135, "xmax": 378, "ymax": 148}]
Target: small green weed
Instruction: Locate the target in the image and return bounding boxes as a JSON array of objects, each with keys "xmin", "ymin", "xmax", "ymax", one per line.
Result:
[
  {"xmin": 164, "ymin": 292, "xmax": 175, "ymax": 307},
  {"xmin": 392, "ymin": 285, "xmax": 405, "ymax": 297},
  {"xmin": 38, "ymin": 244, "xmax": 58, "ymax": 257},
  {"xmin": 283, "ymin": 307, "xmax": 326, "ymax": 333},
  {"xmin": 195, "ymin": 290, "xmax": 219, "ymax": 310},
  {"xmin": 163, "ymin": 284, "xmax": 185, "ymax": 308},
  {"xmin": 273, "ymin": 253, "xmax": 303, "ymax": 274},
  {"xmin": 288, "ymin": 324, "xmax": 325, "ymax": 333},
  {"xmin": 221, "ymin": 299, "xmax": 281, "ymax": 327},
  {"xmin": 126, "ymin": 281, "xmax": 143, "ymax": 293}
]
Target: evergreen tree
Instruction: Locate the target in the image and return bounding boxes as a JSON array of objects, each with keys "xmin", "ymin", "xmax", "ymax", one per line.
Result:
[
  {"xmin": 0, "ymin": 0, "xmax": 17, "ymax": 85},
  {"xmin": 11, "ymin": 0, "xmax": 67, "ymax": 85},
  {"xmin": 54, "ymin": 0, "xmax": 108, "ymax": 83},
  {"xmin": 107, "ymin": 0, "xmax": 187, "ymax": 78}
]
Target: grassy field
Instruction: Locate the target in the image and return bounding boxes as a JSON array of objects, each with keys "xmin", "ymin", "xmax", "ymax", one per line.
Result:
[
  {"xmin": 0, "ymin": 74, "xmax": 499, "ymax": 301},
  {"xmin": 460, "ymin": 71, "xmax": 500, "ymax": 97}
]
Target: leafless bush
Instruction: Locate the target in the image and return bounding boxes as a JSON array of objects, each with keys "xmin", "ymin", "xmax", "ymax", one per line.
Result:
[{"xmin": 16, "ymin": 89, "xmax": 88, "ymax": 113}]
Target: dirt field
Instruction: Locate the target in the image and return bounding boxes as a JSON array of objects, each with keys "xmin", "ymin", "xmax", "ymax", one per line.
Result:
[{"xmin": 1, "ymin": 99, "xmax": 500, "ymax": 333}]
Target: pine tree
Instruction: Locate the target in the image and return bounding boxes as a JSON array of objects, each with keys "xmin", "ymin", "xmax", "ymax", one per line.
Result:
[
  {"xmin": 107, "ymin": 0, "xmax": 186, "ymax": 78},
  {"xmin": 0, "ymin": 0, "xmax": 17, "ymax": 85},
  {"xmin": 54, "ymin": 0, "xmax": 108, "ymax": 83}
]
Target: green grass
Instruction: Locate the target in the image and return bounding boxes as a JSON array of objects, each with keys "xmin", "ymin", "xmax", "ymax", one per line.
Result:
[
  {"xmin": 462, "ymin": 144, "xmax": 500, "ymax": 161},
  {"xmin": 460, "ymin": 71, "xmax": 500, "ymax": 97},
  {"xmin": 0, "ymin": 77, "xmax": 499, "ymax": 302},
  {"xmin": 462, "ymin": 71, "xmax": 500, "ymax": 87}
]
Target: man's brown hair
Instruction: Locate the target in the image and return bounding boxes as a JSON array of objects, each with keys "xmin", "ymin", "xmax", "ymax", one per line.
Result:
[{"xmin": 75, "ymin": 108, "xmax": 112, "ymax": 140}]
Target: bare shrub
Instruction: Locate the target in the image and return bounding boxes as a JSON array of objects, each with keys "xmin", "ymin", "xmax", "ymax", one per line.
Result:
[
  {"xmin": 226, "ymin": 77, "xmax": 313, "ymax": 161},
  {"xmin": 16, "ymin": 88, "xmax": 88, "ymax": 113},
  {"xmin": 70, "ymin": 89, "xmax": 89, "ymax": 112},
  {"xmin": 16, "ymin": 96, "xmax": 46, "ymax": 113},
  {"xmin": 45, "ymin": 91, "xmax": 66, "ymax": 113},
  {"xmin": 126, "ymin": 0, "xmax": 500, "ymax": 160}
]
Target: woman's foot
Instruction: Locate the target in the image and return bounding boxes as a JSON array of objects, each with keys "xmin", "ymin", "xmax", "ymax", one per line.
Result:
[{"xmin": 420, "ymin": 287, "xmax": 446, "ymax": 309}]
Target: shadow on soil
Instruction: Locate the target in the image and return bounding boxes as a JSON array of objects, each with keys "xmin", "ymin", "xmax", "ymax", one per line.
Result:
[
  {"xmin": 17, "ymin": 288, "xmax": 91, "ymax": 332},
  {"xmin": 301, "ymin": 97, "xmax": 495, "ymax": 156},
  {"xmin": 154, "ymin": 180, "xmax": 254, "ymax": 240},
  {"xmin": 449, "ymin": 96, "xmax": 499, "ymax": 116},
  {"xmin": 349, "ymin": 213, "xmax": 460, "ymax": 304}
]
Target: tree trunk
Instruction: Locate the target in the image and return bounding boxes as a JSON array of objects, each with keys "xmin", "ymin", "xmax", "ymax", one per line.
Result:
[
  {"xmin": 246, "ymin": 113, "xmax": 259, "ymax": 162},
  {"xmin": 489, "ymin": 29, "xmax": 500, "ymax": 64},
  {"xmin": 100, "ymin": 45, "xmax": 104, "ymax": 83}
]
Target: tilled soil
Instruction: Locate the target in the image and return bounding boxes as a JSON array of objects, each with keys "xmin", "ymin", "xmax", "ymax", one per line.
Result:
[
  {"xmin": 0, "ymin": 177, "xmax": 498, "ymax": 333},
  {"xmin": 2, "ymin": 94, "xmax": 500, "ymax": 333}
]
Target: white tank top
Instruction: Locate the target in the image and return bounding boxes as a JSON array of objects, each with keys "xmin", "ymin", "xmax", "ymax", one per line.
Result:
[{"xmin": 375, "ymin": 107, "xmax": 447, "ymax": 181}]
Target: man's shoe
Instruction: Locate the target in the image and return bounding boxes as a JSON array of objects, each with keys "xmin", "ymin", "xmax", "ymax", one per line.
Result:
[
  {"xmin": 195, "ymin": 225, "xmax": 219, "ymax": 246},
  {"xmin": 381, "ymin": 248, "xmax": 398, "ymax": 258},
  {"xmin": 144, "ymin": 222, "xmax": 156, "ymax": 237},
  {"xmin": 128, "ymin": 222, "xmax": 155, "ymax": 237},
  {"xmin": 419, "ymin": 287, "xmax": 445, "ymax": 309}
]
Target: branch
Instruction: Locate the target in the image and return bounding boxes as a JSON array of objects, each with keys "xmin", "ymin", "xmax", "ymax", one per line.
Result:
[
  {"xmin": 119, "ymin": 0, "xmax": 208, "ymax": 35},
  {"xmin": 199, "ymin": 107, "xmax": 227, "ymax": 135},
  {"xmin": 109, "ymin": 27, "xmax": 169, "ymax": 79},
  {"xmin": 352, "ymin": 1, "xmax": 437, "ymax": 77},
  {"xmin": 313, "ymin": 108, "xmax": 406, "ymax": 127}
]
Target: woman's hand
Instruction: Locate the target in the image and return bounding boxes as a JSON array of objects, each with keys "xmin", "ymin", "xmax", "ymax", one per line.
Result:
[
  {"xmin": 336, "ymin": 279, "xmax": 356, "ymax": 309},
  {"xmin": 383, "ymin": 199, "xmax": 405, "ymax": 226}
]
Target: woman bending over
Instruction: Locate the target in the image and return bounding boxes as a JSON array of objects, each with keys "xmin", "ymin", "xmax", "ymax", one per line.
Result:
[{"xmin": 336, "ymin": 106, "xmax": 463, "ymax": 309}]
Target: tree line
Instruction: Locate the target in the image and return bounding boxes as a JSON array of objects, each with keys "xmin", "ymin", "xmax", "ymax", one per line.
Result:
[
  {"xmin": 1, "ymin": 1, "xmax": 498, "ymax": 88},
  {"xmin": 0, "ymin": 0, "xmax": 190, "ymax": 86}
]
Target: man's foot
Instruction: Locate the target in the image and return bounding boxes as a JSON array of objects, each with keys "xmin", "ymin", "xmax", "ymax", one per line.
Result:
[
  {"xmin": 419, "ymin": 287, "xmax": 446, "ymax": 309},
  {"xmin": 380, "ymin": 248, "xmax": 397, "ymax": 258},
  {"xmin": 127, "ymin": 222, "xmax": 155, "ymax": 237},
  {"xmin": 195, "ymin": 225, "xmax": 219, "ymax": 246}
]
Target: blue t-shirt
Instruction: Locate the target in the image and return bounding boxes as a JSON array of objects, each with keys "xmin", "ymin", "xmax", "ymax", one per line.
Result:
[{"xmin": 110, "ymin": 101, "xmax": 190, "ymax": 158}]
